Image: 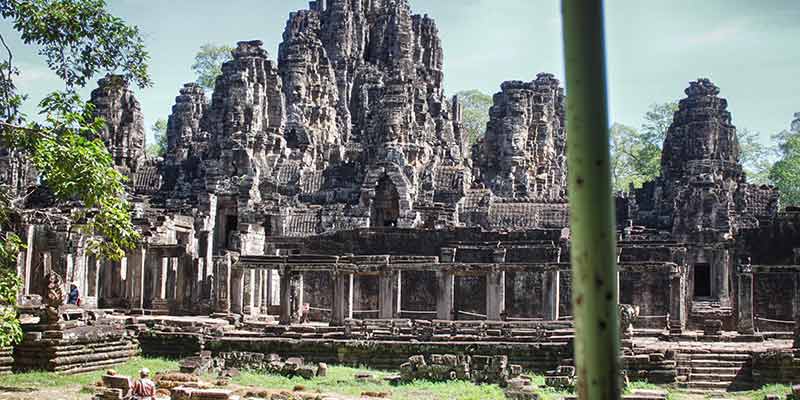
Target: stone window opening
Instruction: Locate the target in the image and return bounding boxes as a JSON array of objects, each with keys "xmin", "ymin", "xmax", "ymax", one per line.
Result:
[
  {"xmin": 371, "ymin": 176, "xmax": 400, "ymax": 227},
  {"xmin": 693, "ymin": 263, "xmax": 712, "ymax": 298}
]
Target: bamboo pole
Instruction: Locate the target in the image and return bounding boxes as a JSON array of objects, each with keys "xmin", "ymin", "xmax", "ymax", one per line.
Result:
[{"xmin": 560, "ymin": 1, "xmax": 620, "ymax": 399}]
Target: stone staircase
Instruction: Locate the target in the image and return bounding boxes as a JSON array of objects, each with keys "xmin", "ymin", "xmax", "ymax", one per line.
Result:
[{"xmin": 677, "ymin": 351, "xmax": 753, "ymax": 392}]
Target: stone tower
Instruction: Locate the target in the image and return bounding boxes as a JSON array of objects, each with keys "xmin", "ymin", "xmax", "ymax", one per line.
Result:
[
  {"xmin": 90, "ymin": 74, "xmax": 146, "ymax": 176},
  {"xmin": 473, "ymin": 73, "xmax": 567, "ymax": 199}
]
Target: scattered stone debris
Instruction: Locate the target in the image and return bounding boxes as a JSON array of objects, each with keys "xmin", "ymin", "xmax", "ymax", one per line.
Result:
[{"xmin": 398, "ymin": 353, "xmax": 534, "ymax": 393}]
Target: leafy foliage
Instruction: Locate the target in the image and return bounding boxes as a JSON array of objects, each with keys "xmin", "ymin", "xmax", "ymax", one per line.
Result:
[
  {"xmin": 738, "ymin": 128, "xmax": 773, "ymax": 185},
  {"xmin": 769, "ymin": 114, "xmax": 800, "ymax": 207},
  {"xmin": 0, "ymin": 0, "xmax": 150, "ymax": 88},
  {"xmin": 608, "ymin": 102, "xmax": 678, "ymax": 191},
  {"xmin": 192, "ymin": 43, "xmax": 233, "ymax": 92},
  {"xmin": 0, "ymin": 0, "xmax": 150, "ymax": 347},
  {"xmin": 0, "ymin": 186, "xmax": 23, "ymax": 347},
  {"xmin": 454, "ymin": 89, "xmax": 493, "ymax": 146},
  {"xmin": 146, "ymin": 118, "xmax": 167, "ymax": 157}
]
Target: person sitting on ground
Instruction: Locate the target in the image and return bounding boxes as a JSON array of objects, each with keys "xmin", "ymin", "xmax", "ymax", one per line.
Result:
[
  {"xmin": 67, "ymin": 283, "xmax": 80, "ymax": 306},
  {"xmin": 131, "ymin": 368, "xmax": 156, "ymax": 400}
]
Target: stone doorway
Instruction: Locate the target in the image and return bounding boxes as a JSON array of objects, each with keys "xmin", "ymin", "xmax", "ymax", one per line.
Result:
[
  {"xmin": 693, "ymin": 263, "xmax": 712, "ymax": 298},
  {"xmin": 371, "ymin": 176, "xmax": 400, "ymax": 227}
]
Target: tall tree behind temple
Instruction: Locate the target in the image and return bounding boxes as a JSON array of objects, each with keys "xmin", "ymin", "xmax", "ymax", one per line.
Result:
[
  {"xmin": 453, "ymin": 89, "xmax": 492, "ymax": 146},
  {"xmin": 738, "ymin": 128, "xmax": 773, "ymax": 185},
  {"xmin": 192, "ymin": 44, "xmax": 234, "ymax": 92},
  {"xmin": 0, "ymin": 0, "xmax": 150, "ymax": 347},
  {"xmin": 608, "ymin": 102, "xmax": 678, "ymax": 191},
  {"xmin": 146, "ymin": 118, "xmax": 168, "ymax": 157},
  {"xmin": 769, "ymin": 113, "xmax": 800, "ymax": 207}
]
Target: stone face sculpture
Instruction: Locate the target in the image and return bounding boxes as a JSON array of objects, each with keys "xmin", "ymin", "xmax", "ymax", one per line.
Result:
[{"xmin": 89, "ymin": 74, "xmax": 146, "ymax": 176}]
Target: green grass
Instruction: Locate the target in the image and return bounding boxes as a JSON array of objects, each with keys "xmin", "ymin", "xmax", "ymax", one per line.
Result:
[
  {"xmin": 736, "ymin": 383, "xmax": 791, "ymax": 400},
  {"xmin": 0, "ymin": 357, "xmax": 178, "ymax": 389},
  {"xmin": 232, "ymin": 365, "xmax": 507, "ymax": 400}
]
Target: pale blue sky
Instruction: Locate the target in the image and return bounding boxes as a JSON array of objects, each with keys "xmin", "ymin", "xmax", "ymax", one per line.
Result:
[{"xmin": 2, "ymin": 0, "xmax": 798, "ymax": 147}]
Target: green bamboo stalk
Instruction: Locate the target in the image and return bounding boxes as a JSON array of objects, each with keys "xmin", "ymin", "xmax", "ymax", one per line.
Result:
[{"xmin": 561, "ymin": 1, "xmax": 620, "ymax": 399}]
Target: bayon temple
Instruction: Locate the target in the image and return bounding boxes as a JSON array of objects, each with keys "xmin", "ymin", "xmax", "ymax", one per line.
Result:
[{"xmin": 2, "ymin": 0, "xmax": 800, "ymax": 392}]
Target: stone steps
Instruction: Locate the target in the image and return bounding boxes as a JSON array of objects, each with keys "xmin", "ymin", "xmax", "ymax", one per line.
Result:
[
  {"xmin": 685, "ymin": 359, "xmax": 748, "ymax": 367},
  {"xmin": 678, "ymin": 351, "xmax": 753, "ymax": 392},
  {"xmin": 691, "ymin": 366, "xmax": 748, "ymax": 375}
]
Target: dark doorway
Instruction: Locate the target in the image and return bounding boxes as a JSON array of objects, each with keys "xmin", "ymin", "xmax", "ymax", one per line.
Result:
[
  {"xmin": 693, "ymin": 263, "xmax": 712, "ymax": 298},
  {"xmin": 371, "ymin": 176, "xmax": 400, "ymax": 227}
]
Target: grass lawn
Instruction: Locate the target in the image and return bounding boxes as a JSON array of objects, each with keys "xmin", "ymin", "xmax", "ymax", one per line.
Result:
[{"xmin": 0, "ymin": 357, "xmax": 791, "ymax": 400}]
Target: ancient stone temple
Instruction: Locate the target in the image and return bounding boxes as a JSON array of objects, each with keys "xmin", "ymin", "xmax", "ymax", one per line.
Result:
[{"xmin": 6, "ymin": 0, "xmax": 800, "ymax": 391}]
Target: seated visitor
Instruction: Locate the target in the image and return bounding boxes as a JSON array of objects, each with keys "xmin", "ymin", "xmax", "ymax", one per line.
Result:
[
  {"xmin": 131, "ymin": 368, "xmax": 155, "ymax": 400},
  {"xmin": 67, "ymin": 283, "xmax": 80, "ymax": 306}
]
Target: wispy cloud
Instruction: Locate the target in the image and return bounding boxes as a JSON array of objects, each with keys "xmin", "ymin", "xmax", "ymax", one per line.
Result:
[
  {"xmin": 687, "ymin": 20, "xmax": 747, "ymax": 46},
  {"xmin": 16, "ymin": 64, "xmax": 58, "ymax": 85}
]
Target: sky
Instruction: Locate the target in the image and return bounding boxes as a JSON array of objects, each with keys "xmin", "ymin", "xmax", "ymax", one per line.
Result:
[{"xmin": 1, "ymin": 0, "xmax": 798, "ymax": 147}]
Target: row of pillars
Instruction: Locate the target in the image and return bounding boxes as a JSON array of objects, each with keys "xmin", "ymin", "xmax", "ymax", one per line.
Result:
[
  {"xmin": 230, "ymin": 269, "xmax": 275, "ymax": 316},
  {"xmin": 125, "ymin": 246, "xmax": 204, "ymax": 311}
]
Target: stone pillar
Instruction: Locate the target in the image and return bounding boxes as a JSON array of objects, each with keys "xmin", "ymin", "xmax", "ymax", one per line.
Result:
[
  {"xmin": 279, "ymin": 269, "xmax": 291, "ymax": 325},
  {"xmin": 379, "ymin": 270, "xmax": 401, "ymax": 319},
  {"xmin": 486, "ymin": 270, "xmax": 506, "ymax": 320},
  {"xmin": 669, "ymin": 268, "xmax": 686, "ymax": 335},
  {"xmin": 331, "ymin": 271, "xmax": 354, "ymax": 326},
  {"xmin": 230, "ymin": 268, "xmax": 244, "ymax": 314},
  {"xmin": 291, "ymin": 273, "xmax": 304, "ymax": 323},
  {"xmin": 242, "ymin": 269, "xmax": 253, "ymax": 316},
  {"xmin": 158, "ymin": 258, "xmax": 169, "ymax": 300},
  {"xmin": 127, "ymin": 247, "xmax": 146, "ymax": 310},
  {"xmin": 737, "ymin": 265, "xmax": 755, "ymax": 335},
  {"xmin": 436, "ymin": 271, "xmax": 454, "ymax": 320},
  {"xmin": 23, "ymin": 225, "xmax": 34, "ymax": 295},
  {"xmin": 543, "ymin": 269, "xmax": 560, "ymax": 320},
  {"xmin": 717, "ymin": 251, "xmax": 731, "ymax": 305},
  {"xmin": 144, "ymin": 250, "xmax": 163, "ymax": 305},
  {"xmin": 213, "ymin": 255, "xmax": 231, "ymax": 314},
  {"xmin": 254, "ymin": 269, "xmax": 263, "ymax": 314},
  {"xmin": 175, "ymin": 254, "xmax": 190, "ymax": 310},
  {"xmin": 261, "ymin": 270, "xmax": 269, "ymax": 313}
]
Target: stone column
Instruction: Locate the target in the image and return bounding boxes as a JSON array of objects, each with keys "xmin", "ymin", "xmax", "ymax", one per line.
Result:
[
  {"xmin": 737, "ymin": 265, "xmax": 755, "ymax": 335},
  {"xmin": 127, "ymin": 247, "xmax": 146, "ymax": 310},
  {"xmin": 543, "ymin": 269, "xmax": 561, "ymax": 320},
  {"xmin": 331, "ymin": 271, "xmax": 354, "ymax": 326},
  {"xmin": 279, "ymin": 269, "xmax": 291, "ymax": 325},
  {"xmin": 213, "ymin": 255, "xmax": 232, "ymax": 314},
  {"xmin": 379, "ymin": 270, "xmax": 401, "ymax": 319},
  {"xmin": 242, "ymin": 269, "xmax": 253, "ymax": 316},
  {"xmin": 291, "ymin": 273, "xmax": 304, "ymax": 323},
  {"xmin": 717, "ymin": 250, "xmax": 732, "ymax": 305},
  {"xmin": 253, "ymin": 269, "xmax": 264, "ymax": 315},
  {"xmin": 175, "ymin": 254, "xmax": 190, "ymax": 311},
  {"xmin": 230, "ymin": 268, "xmax": 244, "ymax": 315},
  {"xmin": 669, "ymin": 268, "xmax": 686, "ymax": 335},
  {"xmin": 436, "ymin": 271, "xmax": 454, "ymax": 320},
  {"xmin": 23, "ymin": 225, "xmax": 34, "ymax": 295},
  {"xmin": 261, "ymin": 270, "xmax": 269, "ymax": 313},
  {"xmin": 144, "ymin": 249, "xmax": 163, "ymax": 305},
  {"xmin": 486, "ymin": 270, "xmax": 506, "ymax": 320}
]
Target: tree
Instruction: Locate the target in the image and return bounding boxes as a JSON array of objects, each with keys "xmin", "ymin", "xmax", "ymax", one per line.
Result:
[
  {"xmin": 609, "ymin": 123, "xmax": 644, "ymax": 191},
  {"xmin": 146, "ymin": 118, "xmax": 167, "ymax": 157},
  {"xmin": 0, "ymin": 0, "xmax": 150, "ymax": 347},
  {"xmin": 769, "ymin": 114, "xmax": 800, "ymax": 207},
  {"xmin": 737, "ymin": 128, "xmax": 773, "ymax": 185},
  {"xmin": 192, "ymin": 44, "xmax": 233, "ymax": 92},
  {"xmin": 453, "ymin": 89, "xmax": 493, "ymax": 146},
  {"xmin": 608, "ymin": 102, "xmax": 678, "ymax": 191}
]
